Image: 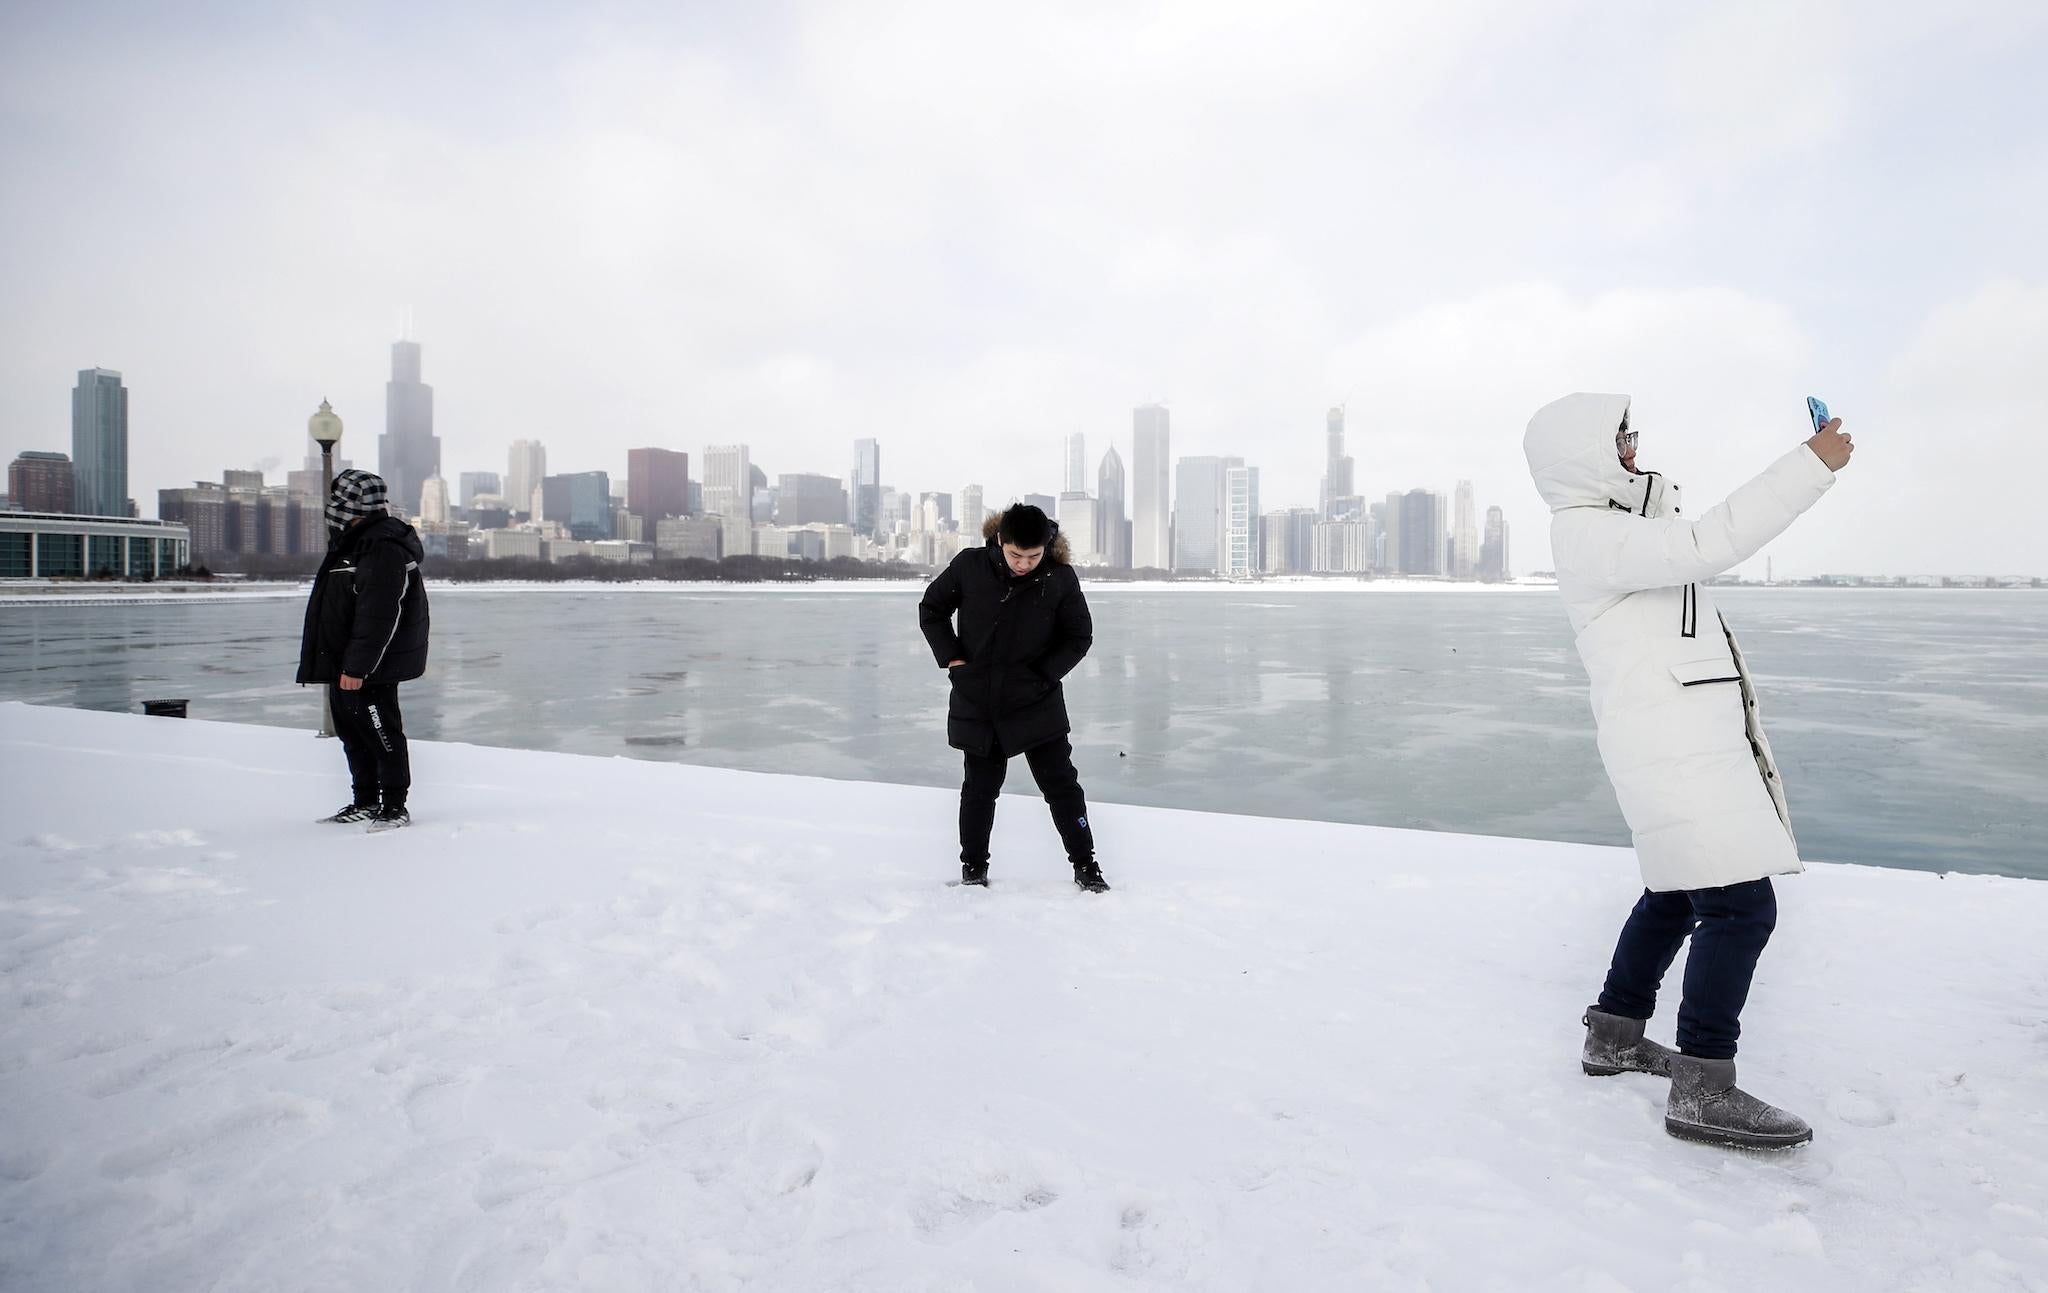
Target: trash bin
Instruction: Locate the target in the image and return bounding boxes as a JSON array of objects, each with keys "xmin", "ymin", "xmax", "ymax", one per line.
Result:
[{"xmin": 141, "ymin": 699, "xmax": 190, "ymax": 718}]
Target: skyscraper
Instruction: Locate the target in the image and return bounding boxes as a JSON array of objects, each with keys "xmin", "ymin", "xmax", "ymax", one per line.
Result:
[
  {"xmin": 542, "ymin": 471, "xmax": 613, "ymax": 540},
  {"xmin": 1223, "ymin": 464, "xmax": 1256, "ymax": 579},
  {"xmin": 507, "ymin": 441, "xmax": 546, "ymax": 519},
  {"xmin": 1312, "ymin": 519, "xmax": 1372, "ymax": 573},
  {"xmin": 379, "ymin": 338, "xmax": 440, "ymax": 521},
  {"xmin": 628, "ymin": 448, "xmax": 692, "ymax": 539},
  {"xmin": 1132, "ymin": 405, "xmax": 1171, "ymax": 569},
  {"xmin": 881, "ymin": 488, "xmax": 913, "ymax": 535},
  {"xmin": 419, "ymin": 477, "xmax": 451, "ymax": 526},
  {"xmin": 851, "ymin": 439, "xmax": 882, "ymax": 538},
  {"xmin": 1261, "ymin": 508, "xmax": 1316, "ymax": 574},
  {"xmin": 71, "ymin": 368, "xmax": 129, "ymax": 517},
  {"xmin": 959, "ymin": 485, "xmax": 986, "ymax": 535},
  {"xmin": 1059, "ymin": 494, "xmax": 1102, "ymax": 564},
  {"xmin": 1245, "ymin": 465, "xmax": 1260, "ymax": 569},
  {"xmin": 776, "ymin": 473, "xmax": 848, "ymax": 526},
  {"xmin": 1097, "ymin": 448, "xmax": 1129, "ymax": 568},
  {"xmin": 1320, "ymin": 406, "xmax": 1361, "ymax": 521},
  {"xmin": 1400, "ymin": 488, "xmax": 1446, "ymax": 576},
  {"xmin": 1173, "ymin": 456, "xmax": 1230, "ymax": 574},
  {"xmin": 1260, "ymin": 513, "xmax": 1287, "ymax": 574},
  {"xmin": 1065, "ymin": 433, "xmax": 1088, "ymax": 494},
  {"xmin": 1481, "ymin": 506, "xmax": 1511, "ymax": 580},
  {"xmin": 703, "ymin": 445, "xmax": 752, "ymax": 520},
  {"xmin": 1452, "ymin": 480, "xmax": 1478, "ymax": 578}
]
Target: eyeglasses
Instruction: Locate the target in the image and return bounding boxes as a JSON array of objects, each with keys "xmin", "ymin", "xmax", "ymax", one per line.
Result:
[{"xmin": 1616, "ymin": 415, "xmax": 1637, "ymax": 451}]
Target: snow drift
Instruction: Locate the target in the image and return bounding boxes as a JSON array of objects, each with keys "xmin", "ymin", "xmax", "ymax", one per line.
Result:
[{"xmin": 1, "ymin": 703, "xmax": 2043, "ymax": 1291}]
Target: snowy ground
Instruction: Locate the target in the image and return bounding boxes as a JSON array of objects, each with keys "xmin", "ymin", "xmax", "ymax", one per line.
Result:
[{"xmin": 2, "ymin": 703, "xmax": 2043, "ymax": 1292}]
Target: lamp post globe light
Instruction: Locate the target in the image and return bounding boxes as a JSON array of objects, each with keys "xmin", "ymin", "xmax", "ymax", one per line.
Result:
[
  {"xmin": 308, "ymin": 400, "xmax": 343, "ymax": 739},
  {"xmin": 310, "ymin": 398, "xmax": 343, "ymax": 496}
]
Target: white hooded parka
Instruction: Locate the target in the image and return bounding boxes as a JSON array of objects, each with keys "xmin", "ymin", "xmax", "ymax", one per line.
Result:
[{"xmin": 1524, "ymin": 393, "xmax": 1838, "ymax": 892}]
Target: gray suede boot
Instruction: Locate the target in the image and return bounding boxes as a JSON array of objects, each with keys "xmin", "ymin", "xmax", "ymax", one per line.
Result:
[
  {"xmin": 1665, "ymin": 1055, "xmax": 1813, "ymax": 1150},
  {"xmin": 1582, "ymin": 1006, "xmax": 1675, "ymax": 1077}
]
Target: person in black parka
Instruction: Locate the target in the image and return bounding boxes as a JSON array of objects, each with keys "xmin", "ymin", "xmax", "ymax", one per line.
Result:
[
  {"xmin": 297, "ymin": 469, "xmax": 430, "ymax": 829},
  {"xmin": 918, "ymin": 504, "xmax": 1109, "ymax": 891}
]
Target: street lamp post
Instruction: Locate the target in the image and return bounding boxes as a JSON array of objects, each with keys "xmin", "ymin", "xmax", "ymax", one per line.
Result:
[{"xmin": 309, "ymin": 400, "xmax": 344, "ymax": 738}]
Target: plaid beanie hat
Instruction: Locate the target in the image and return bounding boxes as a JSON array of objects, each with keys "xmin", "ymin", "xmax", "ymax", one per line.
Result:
[{"xmin": 326, "ymin": 468, "xmax": 390, "ymax": 538}]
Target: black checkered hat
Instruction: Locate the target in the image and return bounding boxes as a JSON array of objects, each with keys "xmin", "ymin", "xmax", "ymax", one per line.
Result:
[{"xmin": 325, "ymin": 468, "xmax": 390, "ymax": 537}]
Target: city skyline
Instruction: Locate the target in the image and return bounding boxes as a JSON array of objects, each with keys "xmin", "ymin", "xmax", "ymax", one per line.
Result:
[
  {"xmin": 3, "ymin": 7, "xmax": 2040, "ymax": 578},
  {"xmin": 13, "ymin": 331, "xmax": 1538, "ymax": 575},
  {"xmin": 0, "ymin": 347, "xmax": 1863, "ymax": 576}
]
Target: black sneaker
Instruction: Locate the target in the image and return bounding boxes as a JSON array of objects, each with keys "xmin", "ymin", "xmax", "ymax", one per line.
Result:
[
  {"xmin": 1073, "ymin": 860, "xmax": 1110, "ymax": 893},
  {"xmin": 319, "ymin": 803, "xmax": 379, "ymax": 824},
  {"xmin": 958, "ymin": 861, "xmax": 990, "ymax": 887},
  {"xmin": 365, "ymin": 806, "xmax": 412, "ymax": 832}
]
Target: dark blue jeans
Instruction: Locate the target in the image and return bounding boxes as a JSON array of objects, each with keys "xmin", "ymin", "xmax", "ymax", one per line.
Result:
[{"xmin": 1597, "ymin": 878, "xmax": 1777, "ymax": 1060}]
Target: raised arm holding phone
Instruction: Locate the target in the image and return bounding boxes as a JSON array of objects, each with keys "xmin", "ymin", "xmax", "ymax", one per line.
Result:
[{"xmin": 1524, "ymin": 393, "xmax": 1857, "ymax": 1151}]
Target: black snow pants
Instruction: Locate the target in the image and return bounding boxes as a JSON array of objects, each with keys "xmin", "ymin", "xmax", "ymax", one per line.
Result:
[
  {"xmin": 330, "ymin": 682, "xmax": 412, "ymax": 810},
  {"xmin": 959, "ymin": 735, "xmax": 1094, "ymax": 869}
]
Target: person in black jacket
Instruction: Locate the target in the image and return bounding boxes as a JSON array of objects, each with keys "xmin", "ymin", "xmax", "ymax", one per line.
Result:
[
  {"xmin": 296, "ymin": 469, "xmax": 431, "ymax": 831},
  {"xmin": 918, "ymin": 504, "xmax": 1108, "ymax": 892}
]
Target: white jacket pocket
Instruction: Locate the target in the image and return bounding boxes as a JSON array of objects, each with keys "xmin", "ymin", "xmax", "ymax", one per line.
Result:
[{"xmin": 1669, "ymin": 659, "xmax": 1742, "ymax": 688}]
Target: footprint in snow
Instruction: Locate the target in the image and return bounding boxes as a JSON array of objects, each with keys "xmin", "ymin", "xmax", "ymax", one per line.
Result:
[
  {"xmin": 98, "ymin": 1095, "xmax": 323, "ymax": 1179},
  {"xmin": 84, "ymin": 1034, "xmax": 236, "ymax": 1099},
  {"xmin": 910, "ymin": 1175, "xmax": 1061, "ymax": 1238},
  {"xmin": 405, "ymin": 1073, "xmax": 475, "ymax": 1136},
  {"xmin": 1112, "ymin": 1201, "xmax": 1204, "ymax": 1280},
  {"xmin": 1825, "ymin": 1090, "xmax": 1898, "ymax": 1128},
  {"xmin": 0, "ymin": 1146, "xmax": 52, "ymax": 1183}
]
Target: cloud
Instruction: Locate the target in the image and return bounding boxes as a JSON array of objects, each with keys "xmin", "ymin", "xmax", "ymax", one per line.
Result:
[
  {"xmin": 1865, "ymin": 280, "xmax": 2048, "ymax": 575},
  {"xmin": 0, "ymin": 1, "xmax": 2042, "ymax": 577},
  {"xmin": 1325, "ymin": 283, "xmax": 1815, "ymax": 572}
]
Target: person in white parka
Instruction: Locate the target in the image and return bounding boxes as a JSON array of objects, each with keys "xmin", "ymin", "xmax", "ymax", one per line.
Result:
[{"xmin": 1523, "ymin": 392, "xmax": 1855, "ymax": 1151}]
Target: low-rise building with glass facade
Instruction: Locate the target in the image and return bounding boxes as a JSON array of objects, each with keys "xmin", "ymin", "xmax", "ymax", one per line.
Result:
[{"xmin": 0, "ymin": 512, "xmax": 192, "ymax": 579}]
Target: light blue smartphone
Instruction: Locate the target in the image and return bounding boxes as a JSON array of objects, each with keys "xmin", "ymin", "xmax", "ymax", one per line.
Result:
[{"xmin": 1806, "ymin": 396, "xmax": 1831, "ymax": 433}]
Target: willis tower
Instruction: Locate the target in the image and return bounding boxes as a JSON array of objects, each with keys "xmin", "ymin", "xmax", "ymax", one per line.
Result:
[{"xmin": 379, "ymin": 337, "xmax": 440, "ymax": 518}]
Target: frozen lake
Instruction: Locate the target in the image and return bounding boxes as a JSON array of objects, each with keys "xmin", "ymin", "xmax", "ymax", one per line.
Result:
[{"xmin": 2, "ymin": 583, "xmax": 2043, "ymax": 879}]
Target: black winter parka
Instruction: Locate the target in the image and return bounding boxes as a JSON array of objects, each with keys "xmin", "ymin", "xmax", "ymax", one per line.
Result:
[
  {"xmin": 918, "ymin": 536, "xmax": 1093, "ymax": 756},
  {"xmin": 297, "ymin": 515, "xmax": 431, "ymax": 685}
]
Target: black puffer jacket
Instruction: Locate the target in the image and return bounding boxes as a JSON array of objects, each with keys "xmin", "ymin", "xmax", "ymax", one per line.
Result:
[
  {"xmin": 918, "ymin": 522, "xmax": 1093, "ymax": 756},
  {"xmin": 297, "ymin": 515, "xmax": 430, "ymax": 685}
]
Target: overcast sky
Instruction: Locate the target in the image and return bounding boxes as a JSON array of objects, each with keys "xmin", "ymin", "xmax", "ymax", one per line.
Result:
[{"xmin": 3, "ymin": 1, "xmax": 2044, "ymax": 575}]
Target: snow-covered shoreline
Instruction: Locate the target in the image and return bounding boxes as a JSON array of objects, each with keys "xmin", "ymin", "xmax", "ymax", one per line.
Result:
[
  {"xmin": 0, "ymin": 581, "xmax": 306, "ymax": 606},
  {"xmin": 10, "ymin": 577, "xmax": 2037, "ymax": 606},
  {"xmin": 1, "ymin": 577, "xmax": 1561, "ymax": 605},
  {"xmin": 425, "ymin": 577, "xmax": 1563, "ymax": 596},
  {"xmin": 2, "ymin": 702, "xmax": 2042, "ymax": 1290}
]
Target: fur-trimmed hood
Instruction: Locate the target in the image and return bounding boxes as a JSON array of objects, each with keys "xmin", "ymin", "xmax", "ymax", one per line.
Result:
[{"xmin": 982, "ymin": 510, "xmax": 1072, "ymax": 565}]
